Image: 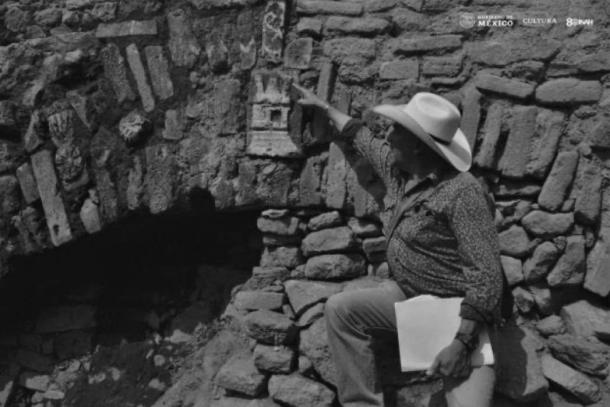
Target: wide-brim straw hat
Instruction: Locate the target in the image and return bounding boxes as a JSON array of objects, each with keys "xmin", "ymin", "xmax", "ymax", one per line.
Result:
[{"xmin": 372, "ymin": 92, "xmax": 472, "ymax": 172}]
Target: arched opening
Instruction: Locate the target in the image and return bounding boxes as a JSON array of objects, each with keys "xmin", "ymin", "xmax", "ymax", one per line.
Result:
[{"xmin": 0, "ymin": 205, "xmax": 262, "ymax": 407}]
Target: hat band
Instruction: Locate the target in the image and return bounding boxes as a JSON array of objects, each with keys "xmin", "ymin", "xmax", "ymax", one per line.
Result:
[{"xmin": 429, "ymin": 133, "xmax": 452, "ymax": 146}]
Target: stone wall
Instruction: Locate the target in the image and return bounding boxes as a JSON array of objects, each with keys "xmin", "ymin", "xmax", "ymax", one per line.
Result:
[{"xmin": 0, "ymin": 0, "xmax": 609, "ymax": 406}]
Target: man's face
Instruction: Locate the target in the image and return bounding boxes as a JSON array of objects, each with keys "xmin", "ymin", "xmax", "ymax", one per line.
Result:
[{"xmin": 386, "ymin": 124, "xmax": 419, "ymax": 172}]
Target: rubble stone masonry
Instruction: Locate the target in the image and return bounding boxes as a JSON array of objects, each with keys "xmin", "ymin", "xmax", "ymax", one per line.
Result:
[{"xmin": 0, "ymin": 0, "xmax": 609, "ymax": 406}]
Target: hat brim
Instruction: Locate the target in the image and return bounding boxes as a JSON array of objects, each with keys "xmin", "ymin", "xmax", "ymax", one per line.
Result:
[{"xmin": 371, "ymin": 104, "xmax": 472, "ymax": 172}]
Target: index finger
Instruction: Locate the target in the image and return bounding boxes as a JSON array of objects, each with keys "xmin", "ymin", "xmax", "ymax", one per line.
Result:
[{"xmin": 291, "ymin": 83, "xmax": 308, "ymax": 94}]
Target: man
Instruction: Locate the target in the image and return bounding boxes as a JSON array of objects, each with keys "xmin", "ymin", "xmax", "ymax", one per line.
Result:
[{"xmin": 293, "ymin": 84, "xmax": 504, "ymax": 407}]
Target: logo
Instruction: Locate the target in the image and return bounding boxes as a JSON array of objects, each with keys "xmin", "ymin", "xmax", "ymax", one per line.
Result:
[
  {"xmin": 520, "ymin": 13, "xmax": 558, "ymax": 27},
  {"xmin": 459, "ymin": 14, "xmax": 515, "ymax": 28},
  {"xmin": 459, "ymin": 13, "xmax": 476, "ymax": 29},
  {"xmin": 566, "ymin": 17, "xmax": 594, "ymax": 27}
]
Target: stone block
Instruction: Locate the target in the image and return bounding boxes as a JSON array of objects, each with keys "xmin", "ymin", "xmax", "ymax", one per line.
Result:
[
  {"xmin": 16, "ymin": 163, "xmax": 39, "ymax": 204},
  {"xmin": 283, "ymin": 279, "xmax": 342, "ymax": 315},
  {"xmin": 234, "ymin": 291, "xmax": 285, "ymax": 311},
  {"xmin": 347, "ymin": 217, "xmax": 382, "ymax": 237},
  {"xmin": 538, "ymin": 151, "xmax": 579, "ymax": 211},
  {"xmin": 560, "ymin": 300, "xmax": 610, "ymax": 338},
  {"xmin": 253, "ymin": 344, "xmax": 295, "ymax": 374},
  {"xmin": 574, "ymin": 160, "xmax": 602, "ymax": 225},
  {"xmin": 304, "ymin": 253, "xmax": 366, "ymax": 280},
  {"xmin": 91, "ymin": 2, "xmax": 116, "ymax": 21},
  {"xmin": 526, "ymin": 109, "xmax": 565, "ymax": 180},
  {"xmin": 34, "ymin": 8, "xmax": 61, "ymax": 27},
  {"xmin": 257, "ymin": 216, "xmax": 300, "ymax": 236},
  {"xmin": 297, "ymin": 18, "xmax": 322, "ymax": 36},
  {"xmin": 299, "ymin": 318, "xmax": 337, "ymax": 385},
  {"xmin": 126, "ymin": 44, "xmax": 155, "ymax": 112},
  {"xmin": 0, "ymin": 376, "xmax": 14, "ymax": 406},
  {"xmin": 460, "ymin": 87, "xmax": 482, "ymax": 149},
  {"xmin": 95, "ymin": 20, "xmax": 157, "ymax": 38},
  {"xmin": 362, "ymin": 236, "xmax": 386, "ymax": 256},
  {"xmin": 301, "ymin": 226, "xmax": 358, "ymax": 256},
  {"xmin": 19, "ymin": 372, "xmax": 49, "ymax": 392},
  {"xmin": 498, "ymin": 106, "xmax": 537, "ymax": 179},
  {"xmin": 260, "ymin": 246, "xmax": 302, "ymax": 268},
  {"xmin": 167, "ymin": 9, "xmax": 201, "ymax": 68},
  {"xmin": 541, "ymin": 354, "xmax": 600, "ymax": 404},
  {"xmin": 145, "ymin": 144, "xmax": 175, "ymax": 214},
  {"xmin": 325, "ymin": 142, "xmax": 348, "ymax": 208},
  {"xmin": 392, "ymin": 7, "xmax": 427, "ymax": 32},
  {"xmin": 80, "ymin": 195, "xmax": 102, "ymax": 234},
  {"xmin": 529, "ymin": 284, "xmax": 552, "ymax": 316},
  {"xmin": 162, "ymin": 109, "xmax": 184, "ymax": 141},
  {"xmin": 474, "ymin": 73, "xmax": 535, "ymax": 100},
  {"xmin": 548, "ymin": 334, "xmax": 609, "ymax": 376},
  {"xmin": 536, "ymin": 315, "xmax": 566, "ymax": 337},
  {"xmin": 284, "ymin": 38, "xmax": 313, "ymax": 69},
  {"xmin": 297, "ymin": 0, "xmax": 362, "ymax": 16},
  {"xmin": 215, "ymin": 352, "xmax": 267, "ymax": 397},
  {"xmin": 493, "ymin": 181, "xmax": 541, "ymax": 199},
  {"xmin": 513, "ymin": 286, "xmax": 535, "ymax": 314},
  {"xmin": 523, "ymin": 242, "xmax": 561, "ymax": 283},
  {"xmin": 535, "ymin": 79, "xmax": 602, "ymax": 105},
  {"xmin": 584, "ymin": 230, "xmax": 610, "ymax": 297},
  {"xmin": 498, "ymin": 225, "xmax": 531, "ymax": 258},
  {"xmin": 261, "ymin": 0, "xmax": 286, "ymax": 62},
  {"xmin": 23, "ymin": 111, "xmax": 44, "ymax": 153},
  {"xmin": 365, "ymin": 0, "xmax": 397, "ymax": 12},
  {"xmin": 546, "ymin": 236, "xmax": 585, "ymax": 287},
  {"xmin": 474, "ymin": 102, "xmax": 503, "ymax": 169},
  {"xmin": 307, "ymin": 211, "xmax": 342, "ymax": 231},
  {"xmin": 100, "ymin": 43, "xmax": 136, "ymax": 103},
  {"xmin": 30, "ymin": 150, "xmax": 72, "ymax": 246},
  {"xmin": 16, "ymin": 350, "xmax": 53, "ymax": 373},
  {"xmin": 244, "ymin": 266, "xmax": 291, "ymax": 290},
  {"xmin": 422, "ymin": 54, "xmax": 462, "ymax": 76},
  {"xmin": 323, "ymin": 37, "xmax": 376, "ymax": 63},
  {"xmin": 521, "ymin": 211, "xmax": 573, "ymax": 237},
  {"xmin": 494, "ymin": 325, "xmax": 548, "ymax": 402},
  {"xmin": 144, "ymin": 46, "xmax": 174, "ymax": 101},
  {"xmin": 500, "ymin": 255, "xmax": 523, "ymax": 286},
  {"xmin": 589, "ymin": 119, "xmax": 610, "ymax": 149},
  {"xmin": 393, "ymin": 35, "xmax": 462, "ymax": 54},
  {"xmin": 268, "ymin": 373, "xmax": 335, "ymax": 407},
  {"xmin": 324, "ymin": 17, "xmax": 390, "ymax": 35},
  {"xmin": 244, "ymin": 310, "xmax": 297, "ymax": 345},
  {"xmin": 379, "ymin": 59, "xmax": 419, "ymax": 80},
  {"xmin": 299, "ymin": 153, "xmax": 325, "ymax": 206},
  {"xmin": 469, "ymin": 34, "xmax": 560, "ymax": 66}
]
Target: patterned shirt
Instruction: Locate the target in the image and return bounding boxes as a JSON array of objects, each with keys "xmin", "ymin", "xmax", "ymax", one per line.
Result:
[{"xmin": 340, "ymin": 119, "xmax": 504, "ymax": 324}]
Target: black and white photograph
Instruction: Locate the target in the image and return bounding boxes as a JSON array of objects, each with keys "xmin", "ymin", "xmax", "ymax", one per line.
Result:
[{"xmin": 0, "ymin": 0, "xmax": 609, "ymax": 406}]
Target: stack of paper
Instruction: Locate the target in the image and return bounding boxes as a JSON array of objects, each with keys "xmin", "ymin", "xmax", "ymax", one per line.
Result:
[{"xmin": 394, "ymin": 295, "xmax": 494, "ymax": 372}]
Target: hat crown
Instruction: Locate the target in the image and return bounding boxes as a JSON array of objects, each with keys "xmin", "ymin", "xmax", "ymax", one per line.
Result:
[{"xmin": 402, "ymin": 93, "xmax": 461, "ymax": 142}]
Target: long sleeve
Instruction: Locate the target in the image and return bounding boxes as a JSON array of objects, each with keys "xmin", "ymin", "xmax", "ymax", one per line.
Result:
[
  {"xmin": 448, "ymin": 181, "xmax": 504, "ymax": 324},
  {"xmin": 338, "ymin": 119, "xmax": 395, "ymax": 189}
]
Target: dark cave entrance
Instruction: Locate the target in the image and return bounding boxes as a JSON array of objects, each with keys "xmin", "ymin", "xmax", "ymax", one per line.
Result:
[{"xmin": 0, "ymin": 207, "xmax": 263, "ymax": 407}]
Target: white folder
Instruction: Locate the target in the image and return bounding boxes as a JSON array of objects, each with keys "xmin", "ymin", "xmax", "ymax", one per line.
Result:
[{"xmin": 394, "ymin": 295, "xmax": 494, "ymax": 372}]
